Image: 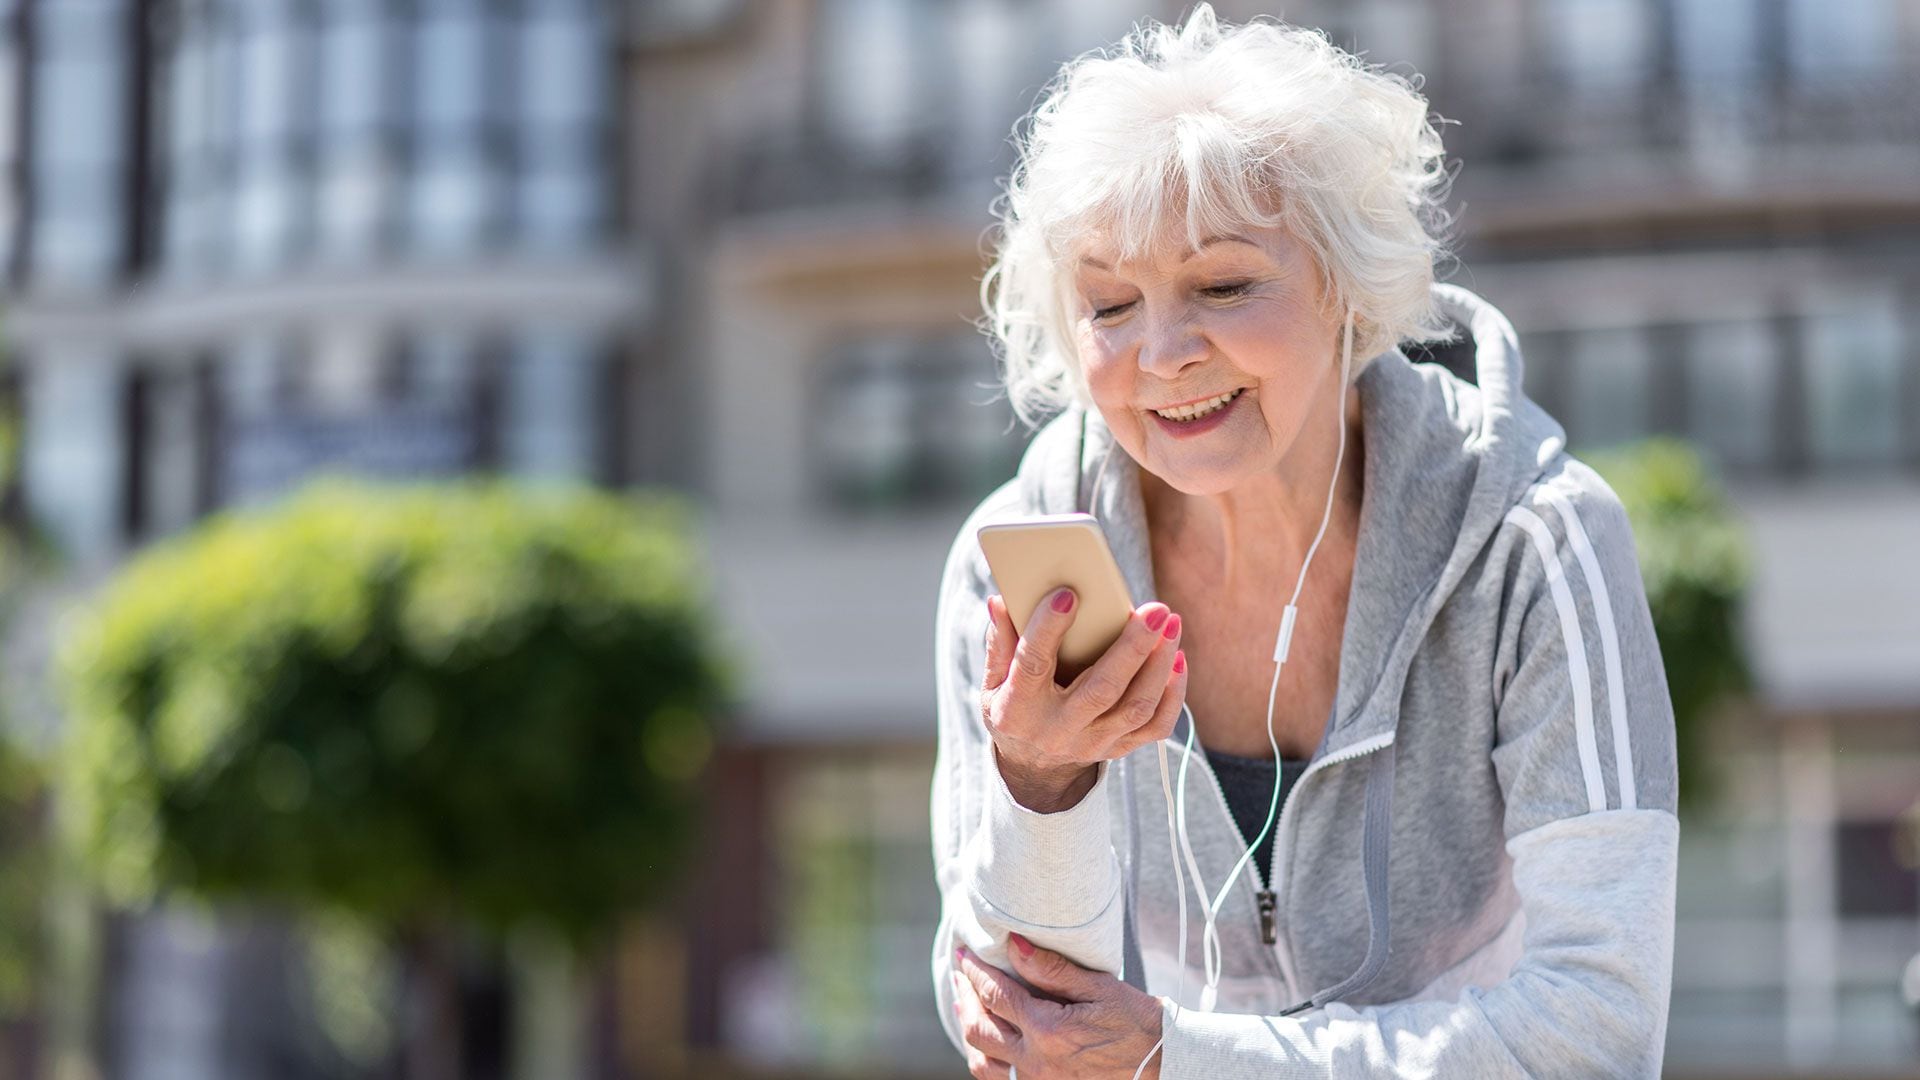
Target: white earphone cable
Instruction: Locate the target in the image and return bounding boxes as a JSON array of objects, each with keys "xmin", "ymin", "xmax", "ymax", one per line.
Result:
[
  {"xmin": 1138, "ymin": 309, "xmax": 1356, "ymax": 1080},
  {"xmin": 1194, "ymin": 308, "xmax": 1354, "ymax": 1007}
]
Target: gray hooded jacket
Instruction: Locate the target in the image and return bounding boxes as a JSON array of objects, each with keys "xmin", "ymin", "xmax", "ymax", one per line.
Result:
[{"xmin": 930, "ymin": 283, "xmax": 1680, "ymax": 1077}]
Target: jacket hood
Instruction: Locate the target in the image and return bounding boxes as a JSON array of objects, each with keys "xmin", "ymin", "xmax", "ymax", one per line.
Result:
[{"xmin": 1013, "ymin": 282, "xmax": 1570, "ymax": 758}]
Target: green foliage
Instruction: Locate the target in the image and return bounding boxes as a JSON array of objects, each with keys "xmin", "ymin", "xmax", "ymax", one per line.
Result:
[
  {"xmin": 1586, "ymin": 438, "xmax": 1753, "ymax": 809},
  {"xmin": 0, "ymin": 735, "xmax": 47, "ymax": 1016},
  {"xmin": 56, "ymin": 477, "xmax": 738, "ymax": 947}
]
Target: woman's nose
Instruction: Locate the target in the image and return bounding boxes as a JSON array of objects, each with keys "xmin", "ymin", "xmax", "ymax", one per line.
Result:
[{"xmin": 1137, "ymin": 316, "xmax": 1209, "ymax": 379}]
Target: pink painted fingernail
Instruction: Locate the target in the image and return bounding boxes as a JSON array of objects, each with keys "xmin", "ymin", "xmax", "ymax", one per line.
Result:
[
  {"xmin": 1051, "ymin": 588, "xmax": 1074, "ymax": 613},
  {"xmin": 1009, "ymin": 932, "xmax": 1035, "ymax": 959},
  {"xmin": 1143, "ymin": 608, "xmax": 1168, "ymax": 633},
  {"xmin": 1163, "ymin": 613, "xmax": 1182, "ymax": 640},
  {"xmin": 1173, "ymin": 650, "xmax": 1186, "ymax": 674}
]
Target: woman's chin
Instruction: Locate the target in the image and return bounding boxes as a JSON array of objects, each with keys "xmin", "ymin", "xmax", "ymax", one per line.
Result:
[{"xmin": 1143, "ymin": 453, "xmax": 1253, "ymax": 497}]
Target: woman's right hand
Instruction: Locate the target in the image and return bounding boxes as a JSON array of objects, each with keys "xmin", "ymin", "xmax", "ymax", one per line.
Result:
[{"xmin": 981, "ymin": 588, "xmax": 1188, "ymax": 813}]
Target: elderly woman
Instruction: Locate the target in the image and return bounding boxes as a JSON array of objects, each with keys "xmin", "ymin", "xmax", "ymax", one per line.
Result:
[{"xmin": 929, "ymin": 7, "xmax": 1679, "ymax": 1080}]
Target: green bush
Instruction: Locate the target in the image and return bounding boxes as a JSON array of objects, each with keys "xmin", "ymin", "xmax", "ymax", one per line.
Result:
[
  {"xmin": 1586, "ymin": 438, "xmax": 1753, "ymax": 809},
  {"xmin": 0, "ymin": 735, "xmax": 46, "ymax": 1017},
  {"xmin": 56, "ymin": 477, "xmax": 738, "ymax": 946}
]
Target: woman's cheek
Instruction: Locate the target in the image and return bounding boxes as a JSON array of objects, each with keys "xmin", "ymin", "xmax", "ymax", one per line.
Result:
[{"xmin": 1080, "ymin": 346, "xmax": 1130, "ymax": 399}]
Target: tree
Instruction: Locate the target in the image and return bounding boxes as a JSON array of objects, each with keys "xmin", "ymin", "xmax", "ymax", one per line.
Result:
[
  {"xmin": 55, "ymin": 477, "xmax": 739, "ymax": 1079},
  {"xmin": 1586, "ymin": 438, "xmax": 1753, "ymax": 809},
  {"xmin": 0, "ymin": 735, "xmax": 48, "ymax": 1075}
]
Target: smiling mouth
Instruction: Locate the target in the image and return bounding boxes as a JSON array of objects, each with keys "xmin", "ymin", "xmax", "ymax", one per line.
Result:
[{"xmin": 1151, "ymin": 387, "xmax": 1245, "ymax": 422}]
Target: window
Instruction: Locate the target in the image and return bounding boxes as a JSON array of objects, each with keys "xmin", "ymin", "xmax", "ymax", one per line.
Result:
[
  {"xmin": 231, "ymin": 0, "xmax": 311, "ymax": 272},
  {"xmin": 317, "ymin": 1, "xmax": 387, "ymax": 138},
  {"xmin": 124, "ymin": 362, "xmax": 212, "ymax": 540},
  {"xmin": 520, "ymin": 3, "xmax": 598, "ymax": 128},
  {"xmin": 0, "ymin": 0, "xmax": 23, "ymax": 278},
  {"xmin": 816, "ymin": 342, "xmax": 919, "ymax": 508},
  {"xmin": 515, "ymin": 1, "xmax": 605, "ymax": 248},
  {"xmin": 1566, "ymin": 324, "xmax": 1652, "ymax": 451},
  {"xmin": 1802, "ymin": 299, "xmax": 1902, "ymax": 469},
  {"xmin": 1675, "ymin": 0, "xmax": 1763, "ymax": 88},
  {"xmin": 1836, "ymin": 820, "xmax": 1918, "ymax": 919},
  {"xmin": 416, "ymin": 4, "xmax": 486, "ymax": 132},
  {"xmin": 1343, "ymin": 0, "xmax": 1435, "ymax": 73},
  {"xmin": 221, "ymin": 330, "xmax": 483, "ymax": 505},
  {"xmin": 1786, "ymin": 0, "xmax": 1894, "ymax": 81},
  {"xmin": 753, "ymin": 751, "xmax": 947, "ymax": 1067},
  {"xmin": 948, "ymin": 0, "xmax": 1029, "ymax": 164},
  {"xmin": 814, "ymin": 0, "xmax": 925, "ymax": 151},
  {"xmin": 812, "ymin": 333, "xmax": 1026, "ymax": 512},
  {"xmin": 1542, "ymin": 0, "xmax": 1653, "ymax": 94},
  {"xmin": 503, "ymin": 326, "xmax": 602, "ymax": 479},
  {"xmin": 315, "ymin": 0, "xmax": 394, "ymax": 261},
  {"xmin": 158, "ymin": 0, "xmax": 247, "ymax": 279},
  {"xmin": 409, "ymin": 0, "xmax": 499, "ymax": 255},
  {"xmin": 153, "ymin": 0, "xmax": 610, "ymax": 271},
  {"xmin": 1685, "ymin": 317, "xmax": 1776, "ymax": 472},
  {"xmin": 31, "ymin": 0, "xmax": 127, "ymax": 286}
]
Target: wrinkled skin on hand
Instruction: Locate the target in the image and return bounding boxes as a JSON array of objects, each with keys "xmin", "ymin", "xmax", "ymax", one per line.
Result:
[{"xmin": 951, "ymin": 933, "xmax": 1166, "ymax": 1080}]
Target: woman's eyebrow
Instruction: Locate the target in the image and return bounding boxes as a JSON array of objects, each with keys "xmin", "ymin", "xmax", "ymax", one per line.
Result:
[{"xmin": 1078, "ymin": 234, "xmax": 1258, "ymax": 271}]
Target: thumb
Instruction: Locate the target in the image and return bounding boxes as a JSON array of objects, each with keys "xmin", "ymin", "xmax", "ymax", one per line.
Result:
[
  {"xmin": 1010, "ymin": 587, "xmax": 1077, "ymax": 689},
  {"xmin": 1006, "ymin": 933, "xmax": 1106, "ymax": 1002}
]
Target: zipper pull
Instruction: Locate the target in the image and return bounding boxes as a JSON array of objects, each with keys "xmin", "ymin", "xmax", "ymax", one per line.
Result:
[{"xmin": 1257, "ymin": 889, "xmax": 1277, "ymax": 945}]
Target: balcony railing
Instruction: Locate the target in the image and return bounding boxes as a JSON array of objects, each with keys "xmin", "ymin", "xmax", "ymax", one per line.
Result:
[
  {"xmin": 1512, "ymin": 308, "xmax": 1920, "ymax": 481},
  {"xmin": 717, "ymin": 63, "xmax": 1920, "ymax": 221},
  {"xmin": 716, "ymin": 123, "xmax": 1004, "ymax": 219},
  {"xmin": 1434, "ymin": 69, "xmax": 1920, "ymax": 166}
]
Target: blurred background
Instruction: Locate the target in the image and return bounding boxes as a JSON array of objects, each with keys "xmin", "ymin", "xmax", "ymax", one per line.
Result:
[{"xmin": 0, "ymin": 0, "xmax": 1911, "ymax": 1077}]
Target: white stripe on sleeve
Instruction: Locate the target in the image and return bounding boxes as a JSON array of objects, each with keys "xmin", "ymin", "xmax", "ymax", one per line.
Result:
[
  {"xmin": 1538, "ymin": 488, "xmax": 1636, "ymax": 811},
  {"xmin": 1505, "ymin": 506, "xmax": 1608, "ymax": 814}
]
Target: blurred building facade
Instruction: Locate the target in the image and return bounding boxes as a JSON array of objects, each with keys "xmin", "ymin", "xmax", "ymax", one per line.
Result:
[
  {"xmin": 0, "ymin": 0, "xmax": 663, "ymax": 1076},
  {"xmin": 656, "ymin": 1, "xmax": 1920, "ymax": 1076},
  {"xmin": 4, "ymin": 0, "xmax": 665, "ymax": 571}
]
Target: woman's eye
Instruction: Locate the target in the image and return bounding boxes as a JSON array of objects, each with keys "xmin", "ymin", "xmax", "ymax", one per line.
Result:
[
  {"xmin": 1091, "ymin": 301, "xmax": 1135, "ymax": 321},
  {"xmin": 1202, "ymin": 282, "xmax": 1251, "ymax": 299}
]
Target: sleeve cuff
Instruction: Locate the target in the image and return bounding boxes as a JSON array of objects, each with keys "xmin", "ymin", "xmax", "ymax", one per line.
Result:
[
  {"xmin": 1159, "ymin": 997, "xmax": 1326, "ymax": 1079},
  {"xmin": 972, "ymin": 754, "xmax": 1118, "ymax": 930}
]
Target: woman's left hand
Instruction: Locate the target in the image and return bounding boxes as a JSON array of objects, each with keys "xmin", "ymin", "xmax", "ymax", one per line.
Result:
[{"xmin": 951, "ymin": 933, "xmax": 1165, "ymax": 1080}]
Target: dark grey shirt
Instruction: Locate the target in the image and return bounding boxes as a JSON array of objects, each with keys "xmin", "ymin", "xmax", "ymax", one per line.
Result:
[{"xmin": 1204, "ymin": 747, "xmax": 1311, "ymax": 892}]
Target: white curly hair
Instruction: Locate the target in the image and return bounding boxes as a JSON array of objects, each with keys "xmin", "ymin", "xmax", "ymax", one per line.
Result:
[{"xmin": 979, "ymin": 4, "xmax": 1458, "ymax": 429}]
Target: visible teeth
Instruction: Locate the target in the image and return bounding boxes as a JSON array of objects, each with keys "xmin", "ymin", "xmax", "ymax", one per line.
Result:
[{"xmin": 1154, "ymin": 388, "xmax": 1241, "ymax": 421}]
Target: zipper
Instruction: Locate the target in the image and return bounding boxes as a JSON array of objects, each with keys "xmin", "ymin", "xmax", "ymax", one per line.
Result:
[
  {"xmin": 1175, "ymin": 717, "xmax": 1293, "ymax": 978},
  {"xmin": 1267, "ymin": 730, "xmax": 1396, "ymax": 1006},
  {"xmin": 1175, "ymin": 718, "xmax": 1278, "ymax": 953},
  {"xmin": 1169, "ymin": 711, "xmax": 1394, "ymax": 1001}
]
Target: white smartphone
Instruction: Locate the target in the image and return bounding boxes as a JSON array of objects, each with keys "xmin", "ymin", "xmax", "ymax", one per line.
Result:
[{"xmin": 976, "ymin": 513, "xmax": 1137, "ymax": 673}]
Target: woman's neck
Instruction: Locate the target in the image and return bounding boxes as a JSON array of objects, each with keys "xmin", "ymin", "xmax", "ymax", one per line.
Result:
[{"xmin": 1140, "ymin": 384, "xmax": 1364, "ymax": 596}]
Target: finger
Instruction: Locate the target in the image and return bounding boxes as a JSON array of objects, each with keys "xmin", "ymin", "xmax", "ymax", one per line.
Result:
[
  {"xmin": 1005, "ymin": 932, "xmax": 1109, "ymax": 1003},
  {"xmin": 1009, "ymin": 587, "xmax": 1078, "ymax": 691},
  {"xmin": 963, "ymin": 1047, "xmax": 1013, "ymax": 1080},
  {"xmin": 952, "ymin": 971, "xmax": 1020, "ymax": 1060},
  {"xmin": 952, "ymin": 966, "xmax": 1019, "ymax": 1078},
  {"xmin": 956, "ymin": 944, "xmax": 1034, "ymax": 1028},
  {"xmin": 1064, "ymin": 603, "xmax": 1174, "ymax": 721},
  {"xmin": 1092, "ymin": 613, "xmax": 1181, "ymax": 741},
  {"xmin": 1109, "ymin": 650, "xmax": 1188, "ymax": 759},
  {"xmin": 982, "ymin": 594, "xmax": 1018, "ymax": 692}
]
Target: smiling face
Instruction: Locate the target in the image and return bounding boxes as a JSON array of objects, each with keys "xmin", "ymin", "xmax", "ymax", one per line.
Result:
[{"xmin": 1070, "ymin": 223, "xmax": 1348, "ymax": 496}]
